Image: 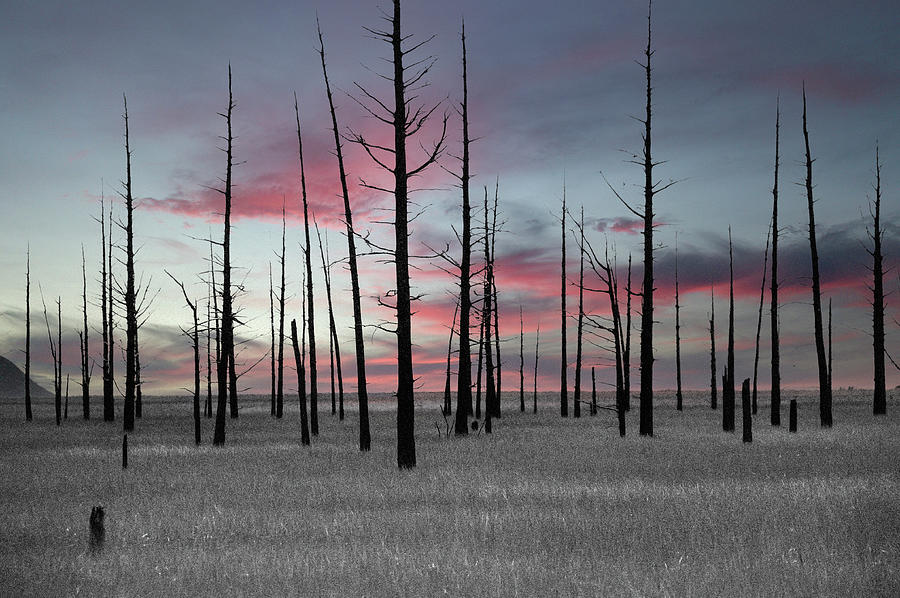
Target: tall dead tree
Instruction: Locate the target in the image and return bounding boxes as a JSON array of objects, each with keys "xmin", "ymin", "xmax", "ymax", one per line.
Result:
[
  {"xmin": 533, "ymin": 323, "xmax": 540, "ymax": 413},
  {"xmin": 317, "ymin": 20, "xmax": 370, "ymax": 449},
  {"xmin": 770, "ymin": 97, "xmax": 782, "ymax": 426},
  {"xmin": 560, "ymin": 185, "xmax": 568, "ymax": 417},
  {"xmin": 868, "ymin": 144, "xmax": 886, "ymax": 415},
  {"xmin": 269, "ymin": 262, "xmax": 276, "ymax": 416},
  {"xmin": 316, "ymin": 222, "xmax": 344, "ymax": 420},
  {"xmin": 277, "ymin": 203, "xmax": 287, "ymax": 419},
  {"xmin": 709, "ymin": 285, "xmax": 717, "ymax": 409},
  {"xmin": 79, "ymin": 246, "xmax": 91, "ymax": 419},
  {"xmin": 349, "ymin": 0, "xmax": 448, "ymax": 468},
  {"xmin": 482, "ymin": 187, "xmax": 497, "ymax": 428},
  {"xmin": 106, "ymin": 200, "xmax": 115, "ymax": 421},
  {"xmin": 207, "ymin": 236, "xmax": 218, "ymax": 418},
  {"xmin": 573, "ymin": 206, "xmax": 585, "ymax": 419},
  {"xmin": 442, "ymin": 301, "xmax": 459, "ymax": 416},
  {"xmin": 291, "ymin": 319, "xmax": 311, "ymax": 445},
  {"xmin": 475, "ymin": 293, "xmax": 486, "ymax": 419},
  {"xmin": 120, "ymin": 94, "xmax": 138, "ymax": 433},
  {"xmin": 519, "ymin": 305, "xmax": 525, "ymax": 412},
  {"xmin": 802, "ymin": 85, "xmax": 832, "ymax": 428},
  {"xmin": 294, "ymin": 94, "xmax": 319, "ymax": 436},
  {"xmin": 724, "ymin": 228, "xmax": 735, "ymax": 432},
  {"xmin": 752, "ymin": 225, "xmax": 771, "ymax": 415},
  {"xmin": 40, "ymin": 289, "xmax": 61, "ymax": 426},
  {"xmin": 25, "ymin": 246, "xmax": 32, "ymax": 421},
  {"xmin": 674, "ymin": 235, "xmax": 682, "ymax": 411},
  {"xmin": 166, "ymin": 271, "xmax": 201, "ymax": 445},
  {"xmin": 624, "ymin": 254, "xmax": 632, "ymax": 410},
  {"xmin": 97, "ymin": 195, "xmax": 112, "ymax": 421},
  {"xmin": 490, "ymin": 183, "xmax": 502, "ymax": 419},
  {"xmin": 213, "ymin": 65, "xmax": 236, "ymax": 446}
]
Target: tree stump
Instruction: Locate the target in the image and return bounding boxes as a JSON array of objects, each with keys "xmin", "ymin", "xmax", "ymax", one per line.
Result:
[{"xmin": 789, "ymin": 399, "xmax": 798, "ymax": 433}]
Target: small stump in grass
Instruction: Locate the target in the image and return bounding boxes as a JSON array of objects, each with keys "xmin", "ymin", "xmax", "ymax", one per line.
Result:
[
  {"xmin": 789, "ymin": 399, "xmax": 798, "ymax": 432},
  {"xmin": 88, "ymin": 506, "xmax": 105, "ymax": 554}
]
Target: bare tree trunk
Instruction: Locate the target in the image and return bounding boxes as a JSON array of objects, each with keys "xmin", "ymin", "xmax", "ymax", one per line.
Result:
[
  {"xmin": 828, "ymin": 298, "xmax": 833, "ymax": 390},
  {"xmin": 591, "ymin": 366, "xmax": 597, "ymax": 416},
  {"xmin": 41, "ymin": 290, "xmax": 61, "ymax": 426},
  {"xmin": 277, "ymin": 204, "xmax": 286, "ymax": 419},
  {"xmin": 710, "ymin": 286, "xmax": 717, "ymax": 410},
  {"xmin": 560, "ymin": 185, "xmax": 568, "ymax": 417},
  {"xmin": 519, "ymin": 305, "xmax": 525, "ymax": 413},
  {"xmin": 291, "ymin": 319, "xmax": 310, "ymax": 446},
  {"xmin": 869, "ymin": 144, "xmax": 886, "ymax": 415},
  {"xmin": 482, "ymin": 187, "xmax": 496, "ymax": 433},
  {"xmin": 317, "ymin": 21, "xmax": 370, "ymax": 449},
  {"xmin": 64, "ymin": 374, "xmax": 69, "ymax": 420},
  {"xmin": 574, "ymin": 206, "xmax": 584, "ymax": 418},
  {"xmin": 209, "ymin": 237, "xmax": 218, "ymax": 419},
  {"xmin": 269, "ymin": 262, "xmax": 276, "ymax": 416},
  {"xmin": 80, "ymin": 246, "xmax": 90, "ymax": 419},
  {"xmin": 802, "ymin": 85, "xmax": 832, "ymax": 428},
  {"xmin": 294, "ymin": 95, "xmax": 319, "ymax": 436},
  {"xmin": 624, "ymin": 254, "xmax": 632, "ymax": 411},
  {"xmin": 533, "ymin": 324, "xmax": 540, "ymax": 414},
  {"xmin": 25, "ymin": 246, "xmax": 32, "ymax": 421},
  {"xmin": 475, "ymin": 296, "xmax": 485, "ymax": 419},
  {"xmin": 724, "ymin": 228, "xmax": 735, "ymax": 432},
  {"xmin": 106, "ymin": 202, "xmax": 115, "ymax": 421},
  {"xmin": 122, "ymin": 94, "xmax": 138, "ymax": 434},
  {"xmin": 490, "ymin": 181, "xmax": 502, "ymax": 419},
  {"xmin": 316, "ymin": 223, "xmax": 344, "ymax": 421},
  {"xmin": 214, "ymin": 65, "xmax": 235, "ymax": 445},
  {"xmin": 742, "ymin": 378, "xmax": 752, "ymax": 443},
  {"xmin": 98, "ymin": 193, "xmax": 111, "ymax": 422},
  {"xmin": 752, "ymin": 225, "xmax": 771, "ymax": 416},
  {"xmin": 443, "ymin": 301, "xmax": 458, "ymax": 416},
  {"xmin": 674, "ymin": 235, "xmax": 682, "ymax": 411},
  {"xmin": 166, "ymin": 271, "xmax": 200, "ymax": 445},
  {"xmin": 770, "ymin": 97, "xmax": 781, "ymax": 426}
]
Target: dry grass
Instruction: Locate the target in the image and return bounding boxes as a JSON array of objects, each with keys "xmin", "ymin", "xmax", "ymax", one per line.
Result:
[{"xmin": 0, "ymin": 389, "xmax": 898, "ymax": 596}]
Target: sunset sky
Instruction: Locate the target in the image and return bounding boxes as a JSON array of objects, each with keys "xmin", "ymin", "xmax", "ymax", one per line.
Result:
[{"xmin": 1, "ymin": 0, "xmax": 898, "ymax": 398}]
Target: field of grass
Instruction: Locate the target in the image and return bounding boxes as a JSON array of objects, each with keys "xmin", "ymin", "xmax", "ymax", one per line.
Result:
[{"xmin": 1, "ymin": 389, "xmax": 898, "ymax": 596}]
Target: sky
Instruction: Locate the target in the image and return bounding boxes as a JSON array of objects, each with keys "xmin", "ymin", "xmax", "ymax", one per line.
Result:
[{"xmin": 1, "ymin": 0, "xmax": 898, "ymax": 398}]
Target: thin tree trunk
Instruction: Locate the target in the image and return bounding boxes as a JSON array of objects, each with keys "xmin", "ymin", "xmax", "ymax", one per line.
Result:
[
  {"xmin": 828, "ymin": 298, "xmax": 833, "ymax": 390},
  {"xmin": 770, "ymin": 97, "xmax": 781, "ymax": 426},
  {"xmin": 135, "ymin": 331, "xmax": 142, "ymax": 419},
  {"xmin": 674, "ymin": 235, "xmax": 682, "ymax": 411},
  {"xmin": 482, "ymin": 187, "xmax": 496, "ymax": 433},
  {"xmin": 25, "ymin": 246, "xmax": 32, "ymax": 421},
  {"xmin": 802, "ymin": 85, "xmax": 832, "ymax": 427},
  {"xmin": 519, "ymin": 305, "xmax": 525, "ymax": 413},
  {"xmin": 591, "ymin": 366, "xmax": 597, "ymax": 416},
  {"xmin": 624, "ymin": 254, "xmax": 632, "ymax": 411},
  {"xmin": 560, "ymin": 184, "xmax": 568, "ymax": 417},
  {"xmin": 317, "ymin": 20, "xmax": 369, "ymax": 449},
  {"xmin": 870, "ymin": 144, "xmax": 886, "ymax": 415},
  {"xmin": 752, "ymin": 224, "xmax": 771, "ymax": 416},
  {"xmin": 209, "ymin": 236, "xmax": 219, "ymax": 419},
  {"xmin": 533, "ymin": 324, "xmax": 540, "ymax": 414},
  {"xmin": 574, "ymin": 206, "xmax": 584, "ymax": 418},
  {"xmin": 98, "ymin": 193, "xmax": 111, "ymax": 422},
  {"xmin": 475, "ymin": 291, "xmax": 485, "ymax": 419},
  {"xmin": 443, "ymin": 301, "xmax": 459, "ymax": 416},
  {"xmin": 120, "ymin": 95, "xmax": 138, "ymax": 433},
  {"xmin": 107, "ymin": 201, "xmax": 115, "ymax": 421},
  {"xmin": 81, "ymin": 246, "xmax": 90, "ymax": 419},
  {"xmin": 291, "ymin": 319, "xmax": 310, "ymax": 445},
  {"xmin": 316, "ymin": 223, "xmax": 344, "ymax": 421},
  {"xmin": 710, "ymin": 285, "xmax": 717, "ymax": 409},
  {"xmin": 490, "ymin": 181, "xmax": 502, "ymax": 419},
  {"xmin": 269, "ymin": 262, "xmax": 276, "ymax": 416},
  {"xmin": 742, "ymin": 378, "xmax": 752, "ymax": 443},
  {"xmin": 724, "ymin": 228, "xmax": 735, "ymax": 432},
  {"xmin": 277, "ymin": 204, "xmax": 286, "ymax": 419}
]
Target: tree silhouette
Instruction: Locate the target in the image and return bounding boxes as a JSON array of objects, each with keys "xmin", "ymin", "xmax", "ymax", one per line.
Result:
[
  {"xmin": 40, "ymin": 289, "xmax": 61, "ymax": 426},
  {"xmin": 770, "ymin": 97, "xmax": 782, "ymax": 426},
  {"xmin": 867, "ymin": 144, "xmax": 886, "ymax": 415},
  {"xmin": 291, "ymin": 319, "xmax": 310, "ymax": 446},
  {"xmin": 623, "ymin": 254, "xmax": 632, "ymax": 411},
  {"xmin": 24, "ymin": 246, "xmax": 32, "ymax": 421},
  {"xmin": 316, "ymin": 222, "xmax": 344, "ymax": 421},
  {"xmin": 674, "ymin": 235, "xmax": 682, "ymax": 411},
  {"xmin": 573, "ymin": 206, "xmax": 585, "ymax": 419},
  {"xmin": 349, "ymin": 0, "xmax": 448, "ymax": 468},
  {"xmin": 533, "ymin": 323, "xmax": 540, "ymax": 414},
  {"xmin": 442, "ymin": 301, "xmax": 459, "ymax": 417},
  {"xmin": 79, "ymin": 246, "xmax": 91, "ymax": 419},
  {"xmin": 723, "ymin": 228, "xmax": 735, "ymax": 432},
  {"xmin": 120, "ymin": 94, "xmax": 138, "ymax": 434},
  {"xmin": 709, "ymin": 285, "xmax": 717, "ymax": 410},
  {"xmin": 519, "ymin": 305, "xmax": 525, "ymax": 413},
  {"xmin": 317, "ymin": 20, "xmax": 370, "ymax": 449},
  {"xmin": 802, "ymin": 85, "xmax": 832, "ymax": 427},
  {"xmin": 166, "ymin": 270, "xmax": 201, "ymax": 445},
  {"xmin": 559, "ymin": 186, "xmax": 568, "ymax": 418},
  {"xmin": 752, "ymin": 225, "xmax": 771, "ymax": 416},
  {"xmin": 269, "ymin": 262, "xmax": 276, "ymax": 416},
  {"xmin": 276, "ymin": 203, "xmax": 287, "ymax": 419},
  {"xmin": 482, "ymin": 187, "xmax": 497, "ymax": 433}
]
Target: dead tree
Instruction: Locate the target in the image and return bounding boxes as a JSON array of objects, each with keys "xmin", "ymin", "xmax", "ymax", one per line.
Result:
[
  {"xmin": 316, "ymin": 222, "xmax": 344, "ymax": 420},
  {"xmin": 120, "ymin": 94, "xmax": 138, "ymax": 433},
  {"xmin": 867, "ymin": 144, "xmax": 886, "ymax": 415},
  {"xmin": 624, "ymin": 254, "xmax": 633, "ymax": 410},
  {"xmin": 97, "ymin": 195, "xmax": 111, "ymax": 421},
  {"xmin": 573, "ymin": 206, "xmax": 585, "ymax": 419},
  {"xmin": 106, "ymin": 199, "xmax": 115, "ymax": 421},
  {"xmin": 741, "ymin": 378, "xmax": 752, "ymax": 443},
  {"xmin": 475, "ymin": 292, "xmax": 485, "ymax": 419},
  {"xmin": 802, "ymin": 85, "xmax": 832, "ymax": 427},
  {"xmin": 80, "ymin": 246, "xmax": 91, "ymax": 419},
  {"xmin": 489, "ymin": 184, "xmax": 502, "ymax": 419},
  {"xmin": 724, "ymin": 228, "xmax": 735, "ymax": 432},
  {"xmin": 269, "ymin": 262, "xmax": 276, "ymax": 416},
  {"xmin": 591, "ymin": 366, "xmax": 598, "ymax": 416},
  {"xmin": 317, "ymin": 20, "xmax": 370, "ymax": 450},
  {"xmin": 25, "ymin": 246, "xmax": 32, "ymax": 421},
  {"xmin": 709, "ymin": 285, "xmax": 717, "ymax": 409},
  {"xmin": 770, "ymin": 97, "xmax": 782, "ymax": 426},
  {"xmin": 207, "ymin": 236, "xmax": 218, "ymax": 419},
  {"xmin": 519, "ymin": 305, "xmax": 525, "ymax": 412},
  {"xmin": 674, "ymin": 234, "xmax": 682, "ymax": 411},
  {"xmin": 40, "ymin": 289, "xmax": 61, "ymax": 426},
  {"xmin": 349, "ymin": 0, "xmax": 448, "ymax": 468},
  {"xmin": 166, "ymin": 271, "xmax": 201, "ymax": 445},
  {"xmin": 828, "ymin": 298, "xmax": 833, "ymax": 388},
  {"xmin": 291, "ymin": 319, "xmax": 311, "ymax": 445},
  {"xmin": 213, "ymin": 65, "xmax": 236, "ymax": 446},
  {"xmin": 533, "ymin": 323, "xmax": 540, "ymax": 414},
  {"xmin": 752, "ymin": 225, "xmax": 771, "ymax": 415},
  {"xmin": 560, "ymin": 185, "xmax": 568, "ymax": 417},
  {"xmin": 277, "ymin": 203, "xmax": 287, "ymax": 419},
  {"xmin": 442, "ymin": 301, "xmax": 459, "ymax": 417},
  {"xmin": 482, "ymin": 187, "xmax": 497, "ymax": 430},
  {"xmin": 294, "ymin": 94, "xmax": 319, "ymax": 436}
]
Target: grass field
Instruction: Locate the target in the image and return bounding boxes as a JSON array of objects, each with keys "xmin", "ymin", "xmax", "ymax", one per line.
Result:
[{"xmin": 1, "ymin": 389, "xmax": 898, "ymax": 597}]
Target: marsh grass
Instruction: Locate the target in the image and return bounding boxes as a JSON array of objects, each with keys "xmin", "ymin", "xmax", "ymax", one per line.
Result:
[{"xmin": 1, "ymin": 390, "xmax": 897, "ymax": 596}]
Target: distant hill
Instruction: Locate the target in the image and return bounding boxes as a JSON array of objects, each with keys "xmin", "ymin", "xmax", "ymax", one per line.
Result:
[{"xmin": 0, "ymin": 355, "xmax": 52, "ymax": 399}]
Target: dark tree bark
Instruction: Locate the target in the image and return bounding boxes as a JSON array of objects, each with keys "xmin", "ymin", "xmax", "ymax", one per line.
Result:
[
  {"xmin": 25, "ymin": 246, "xmax": 32, "ymax": 421},
  {"xmin": 80, "ymin": 246, "xmax": 90, "ymax": 419},
  {"xmin": 519, "ymin": 305, "xmax": 525, "ymax": 413},
  {"xmin": 291, "ymin": 319, "xmax": 311, "ymax": 446},
  {"xmin": 41, "ymin": 290, "xmax": 61, "ymax": 426},
  {"xmin": 770, "ymin": 98, "xmax": 782, "ymax": 426},
  {"xmin": 214, "ymin": 65, "xmax": 236, "ymax": 445},
  {"xmin": 453, "ymin": 18, "xmax": 475, "ymax": 434},
  {"xmin": 166, "ymin": 271, "xmax": 201, "ymax": 445},
  {"xmin": 475, "ymin": 292, "xmax": 485, "ymax": 419},
  {"xmin": 752, "ymin": 225, "xmax": 771, "ymax": 416},
  {"xmin": 574, "ymin": 206, "xmax": 585, "ymax": 419},
  {"xmin": 624, "ymin": 254, "xmax": 632, "ymax": 411},
  {"xmin": 294, "ymin": 94, "xmax": 319, "ymax": 436},
  {"xmin": 135, "ymin": 329, "xmax": 142, "ymax": 420},
  {"xmin": 97, "ymin": 194, "xmax": 111, "ymax": 422},
  {"xmin": 828, "ymin": 298, "xmax": 833, "ymax": 390},
  {"xmin": 533, "ymin": 324, "xmax": 540, "ymax": 414},
  {"xmin": 802, "ymin": 85, "xmax": 832, "ymax": 428},
  {"xmin": 64, "ymin": 374, "xmax": 69, "ymax": 420},
  {"xmin": 560, "ymin": 186, "xmax": 568, "ymax": 418},
  {"xmin": 674, "ymin": 235, "xmax": 682, "ymax": 411},
  {"xmin": 490, "ymin": 181, "xmax": 502, "ymax": 419},
  {"xmin": 709, "ymin": 286, "xmax": 717, "ymax": 410},
  {"xmin": 269, "ymin": 262, "xmax": 276, "ymax": 416},
  {"xmin": 724, "ymin": 228, "xmax": 735, "ymax": 432},
  {"xmin": 591, "ymin": 366, "xmax": 597, "ymax": 416},
  {"xmin": 443, "ymin": 301, "xmax": 459, "ymax": 416},
  {"xmin": 482, "ymin": 187, "xmax": 496, "ymax": 433},
  {"xmin": 208, "ymin": 237, "xmax": 218, "ymax": 419},
  {"xmin": 789, "ymin": 399, "xmax": 798, "ymax": 433},
  {"xmin": 741, "ymin": 378, "xmax": 752, "ymax": 443},
  {"xmin": 316, "ymin": 222, "xmax": 344, "ymax": 421},
  {"xmin": 121, "ymin": 94, "xmax": 138, "ymax": 433},
  {"xmin": 317, "ymin": 22, "xmax": 370, "ymax": 448},
  {"xmin": 868, "ymin": 144, "xmax": 886, "ymax": 415},
  {"xmin": 277, "ymin": 204, "xmax": 286, "ymax": 419},
  {"xmin": 106, "ymin": 201, "xmax": 115, "ymax": 421}
]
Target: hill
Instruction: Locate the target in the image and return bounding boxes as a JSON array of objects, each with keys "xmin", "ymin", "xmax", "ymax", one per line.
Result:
[{"xmin": 0, "ymin": 355, "xmax": 51, "ymax": 399}]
